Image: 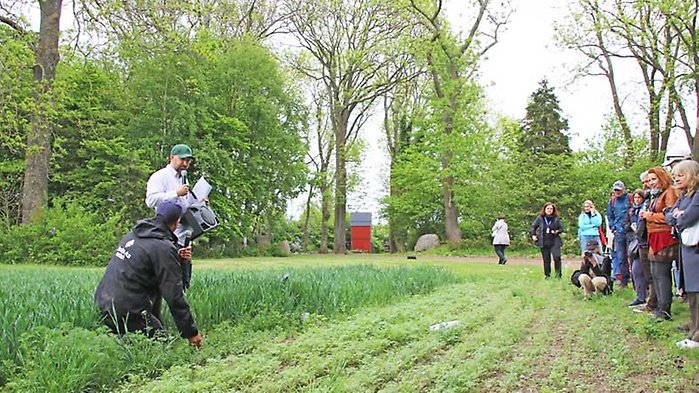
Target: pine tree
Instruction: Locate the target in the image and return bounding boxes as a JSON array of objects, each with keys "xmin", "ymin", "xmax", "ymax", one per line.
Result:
[{"xmin": 519, "ymin": 79, "xmax": 571, "ymax": 156}]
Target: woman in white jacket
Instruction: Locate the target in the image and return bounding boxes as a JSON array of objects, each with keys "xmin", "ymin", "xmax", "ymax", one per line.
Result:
[{"xmin": 492, "ymin": 214, "xmax": 511, "ymax": 264}]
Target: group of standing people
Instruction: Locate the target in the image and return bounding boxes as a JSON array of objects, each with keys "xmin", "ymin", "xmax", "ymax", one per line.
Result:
[
  {"xmin": 573, "ymin": 163, "xmax": 698, "ymax": 349},
  {"xmin": 491, "ymin": 157, "xmax": 699, "ymax": 350}
]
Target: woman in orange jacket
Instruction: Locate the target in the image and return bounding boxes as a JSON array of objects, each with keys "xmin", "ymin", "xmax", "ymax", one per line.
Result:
[{"xmin": 640, "ymin": 166, "xmax": 679, "ymax": 320}]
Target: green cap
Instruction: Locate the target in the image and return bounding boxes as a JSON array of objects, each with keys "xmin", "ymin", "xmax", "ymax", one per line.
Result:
[{"xmin": 170, "ymin": 144, "xmax": 194, "ymax": 159}]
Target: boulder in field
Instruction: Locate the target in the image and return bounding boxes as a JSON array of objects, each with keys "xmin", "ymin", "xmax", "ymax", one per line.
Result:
[{"xmin": 414, "ymin": 234, "xmax": 440, "ymax": 252}]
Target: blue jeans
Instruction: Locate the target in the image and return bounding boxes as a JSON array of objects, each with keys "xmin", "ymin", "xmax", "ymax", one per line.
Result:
[
  {"xmin": 613, "ymin": 233, "xmax": 630, "ymax": 285},
  {"xmin": 672, "ymin": 260, "xmax": 680, "ymax": 294},
  {"xmin": 579, "ymin": 235, "xmax": 601, "ymax": 253}
]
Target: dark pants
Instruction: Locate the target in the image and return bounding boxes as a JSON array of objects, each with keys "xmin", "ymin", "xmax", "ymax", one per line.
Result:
[
  {"xmin": 639, "ymin": 247, "xmax": 656, "ymax": 309},
  {"xmin": 631, "ymin": 256, "xmax": 648, "ymax": 303},
  {"xmin": 182, "ymin": 261, "xmax": 192, "ymax": 291},
  {"xmin": 541, "ymin": 246, "xmax": 561, "ymax": 278},
  {"xmin": 651, "ymin": 261, "xmax": 673, "ymax": 317},
  {"xmin": 494, "ymin": 245, "xmax": 507, "ymax": 264},
  {"xmin": 101, "ymin": 310, "xmax": 165, "ymax": 337}
]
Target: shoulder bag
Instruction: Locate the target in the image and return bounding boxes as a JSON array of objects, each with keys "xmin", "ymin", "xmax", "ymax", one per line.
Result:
[{"xmin": 681, "ymin": 221, "xmax": 699, "ymax": 246}]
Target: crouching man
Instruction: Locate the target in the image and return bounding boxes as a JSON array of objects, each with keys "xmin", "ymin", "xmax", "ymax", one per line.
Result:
[
  {"xmin": 95, "ymin": 200, "xmax": 203, "ymax": 348},
  {"xmin": 578, "ymin": 239, "xmax": 612, "ymax": 299}
]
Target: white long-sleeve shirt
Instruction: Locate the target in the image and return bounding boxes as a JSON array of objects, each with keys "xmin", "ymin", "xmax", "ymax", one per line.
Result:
[
  {"xmin": 145, "ymin": 164, "xmax": 190, "ymax": 244},
  {"xmin": 145, "ymin": 164, "xmax": 189, "ymax": 209}
]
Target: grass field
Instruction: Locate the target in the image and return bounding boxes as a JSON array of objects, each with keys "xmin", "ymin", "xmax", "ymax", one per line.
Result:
[{"xmin": 1, "ymin": 255, "xmax": 698, "ymax": 392}]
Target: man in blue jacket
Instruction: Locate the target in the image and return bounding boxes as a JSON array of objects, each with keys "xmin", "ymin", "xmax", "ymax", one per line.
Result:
[
  {"xmin": 606, "ymin": 180, "xmax": 631, "ymax": 287},
  {"xmin": 95, "ymin": 200, "xmax": 203, "ymax": 347}
]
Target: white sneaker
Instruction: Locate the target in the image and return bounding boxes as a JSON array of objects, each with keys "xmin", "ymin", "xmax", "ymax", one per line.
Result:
[{"xmin": 675, "ymin": 339, "xmax": 699, "ymax": 349}]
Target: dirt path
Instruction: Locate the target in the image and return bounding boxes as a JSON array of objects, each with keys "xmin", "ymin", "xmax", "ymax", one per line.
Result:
[{"xmin": 393, "ymin": 254, "xmax": 583, "ymax": 270}]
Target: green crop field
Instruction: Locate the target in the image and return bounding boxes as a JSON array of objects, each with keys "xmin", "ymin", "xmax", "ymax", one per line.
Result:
[{"xmin": 1, "ymin": 255, "xmax": 698, "ymax": 392}]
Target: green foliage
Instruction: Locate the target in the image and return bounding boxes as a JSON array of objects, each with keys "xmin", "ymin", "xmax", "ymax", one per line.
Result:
[
  {"xmin": 0, "ymin": 26, "xmax": 34, "ymax": 229},
  {"xmin": 8, "ymin": 325, "xmax": 125, "ymax": 393},
  {"xmin": 0, "ymin": 198, "xmax": 126, "ymax": 266},
  {"xmin": 2, "ymin": 29, "xmax": 308, "ymax": 256},
  {"xmin": 385, "ymin": 139, "xmax": 444, "ymax": 246},
  {"xmin": 50, "ymin": 58, "xmax": 152, "ymax": 224},
  {"xmin": 120, "ymin": 36, "xmax": 308, "ymax": 247},
  {"xmin": 0, "ymin": 262, "xmax": 457, "ymax": 390},
  {"xmin": 519, "ymin": 79, "xmax": 571, "ymax": 156}
]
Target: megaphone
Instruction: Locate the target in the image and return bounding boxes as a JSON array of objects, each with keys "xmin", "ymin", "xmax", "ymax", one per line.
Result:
[{"xmin": 180, "ymin": 201, "xmax": 218, "ymax": 240}]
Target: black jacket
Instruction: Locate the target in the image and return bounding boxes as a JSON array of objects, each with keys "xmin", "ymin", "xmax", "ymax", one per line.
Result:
[
  {"xmin": 95, "ymin": 217, "xmax": 198, "ymax": 338},
  {"xmin": 530, "ymin": 215, "xmax": 564, "ymax": 249}
]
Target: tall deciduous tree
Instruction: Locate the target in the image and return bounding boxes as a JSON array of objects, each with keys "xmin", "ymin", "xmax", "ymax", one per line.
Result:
[
  {"xmin": 285, "ymin": 0, "xmax": 411, "ymax": 253},
  {"xmin": 659, "ymin": 0, "xmax": 698, "ymax": 158},
  {"xmin": 20, "ymin": 0, "xmax": 62, "ymax": 223},
  {"xmin": 304, "ymin": 81, "xmax": 334, "ymax": 253},
  {"xmin": 120, "ymin": 37, "xmax": 308, "ymax": 247},
  {"xmin": 407, "ymin": 0, "xmax": 510, "ymax": 245},
  {"xmin": 382, "ymin": 68, "xmax": 428, "ymax": 252},
  {"xmin": 557, "ymin": 0, "xmax": 692, "ymax": 164}
]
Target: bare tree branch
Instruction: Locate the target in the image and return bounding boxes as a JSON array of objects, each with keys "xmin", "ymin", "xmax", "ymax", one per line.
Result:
[{"xmin": 0, "ymin": 15, "xmax": 26, "ymax": 35}]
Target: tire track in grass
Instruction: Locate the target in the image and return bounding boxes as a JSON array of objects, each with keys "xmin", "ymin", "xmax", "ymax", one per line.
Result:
[
  {"xmin": 130, "ymin": 282, "xmax": 508, "ymax": 392},
  {"xmin": 310, "ymin": 282, "xmax": 517, "ymax": 391},
  {"xmin": 252, "ymin": 282, "xmax": 512, "ymax": 392},
  {"xmin": 376, "ymin": 284, "xmax": 536, "ymax": 392},
  {"xmin": 475, "ymin": 294, "xmax": 562, "ymax": 392},
  {"xmin": 478, "ymin": 282, "xmax": 698, "ymax": 392},
  {"xmin": 476, "ymin": 282, "xmax": 626, "ymax": 392}
]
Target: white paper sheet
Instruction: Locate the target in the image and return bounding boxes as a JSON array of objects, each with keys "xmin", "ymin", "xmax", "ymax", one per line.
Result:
[{"xmin": 187, "ymin": 177, "xmax": 211, "ymax": 203}]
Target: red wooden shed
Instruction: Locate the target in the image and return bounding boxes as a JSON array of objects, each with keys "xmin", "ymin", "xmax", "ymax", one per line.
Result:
[{"xmin": 350, "ymin": 212, "xmax": 372, "ymax": 253}]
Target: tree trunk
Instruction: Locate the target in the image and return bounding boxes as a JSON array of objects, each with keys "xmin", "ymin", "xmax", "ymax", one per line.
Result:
[
  {"xmin": 333, "ymin": 116, "xmax": 348, "ymax": 254},
  {"xmin": 441, "ymin": 90, "xmax": 462, "ymax": 244},
  {"xmin": 301, "ymin": 183, "xmax": 314, "ymax": 252},
  {"xmin": 21, "ymin": 0, "xmax": 62, "ymax": 223},
  {"xmin": 388, "ymin": 163, "xmax": 406, "ymax": 253},
  {"xmin": 333, "ymin": 133, "xmax": 347, "ymax": 254},
  {"xmin": 442, "ymin": 150, "xmax": 461, "ymax": 244},
  {"xmin": 319, "ymin": 184, "xmax": 330, "ymax": 254}
]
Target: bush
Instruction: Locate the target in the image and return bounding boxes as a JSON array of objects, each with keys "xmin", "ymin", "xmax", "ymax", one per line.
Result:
[{"xmin": 0, "ymin": 198, "xmax": 125, "ymax": 266}]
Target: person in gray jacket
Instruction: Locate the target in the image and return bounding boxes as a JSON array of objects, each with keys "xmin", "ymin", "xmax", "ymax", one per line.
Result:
[
  {"xmin": 95, "ymin": 200, "xmax": 203, "ymax": 347},
  {"xmin": 492, "ymin": 214, "xmax": 510, "ymax": 264},
  {"xmin": 667, "ymin": 160, "xmax": 699, "ymax": 349}
]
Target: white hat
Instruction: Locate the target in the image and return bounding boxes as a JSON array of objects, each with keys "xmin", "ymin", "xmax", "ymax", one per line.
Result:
[{"xmin": 662, "ymin": 154, "xmax": 691, "ymax": 167}]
